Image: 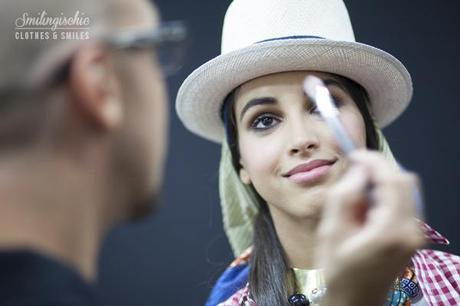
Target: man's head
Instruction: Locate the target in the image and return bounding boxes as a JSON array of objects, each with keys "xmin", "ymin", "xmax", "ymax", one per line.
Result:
[{"xmin": 0, "ymin": 0, "xmax": 172, "ymax": 223}]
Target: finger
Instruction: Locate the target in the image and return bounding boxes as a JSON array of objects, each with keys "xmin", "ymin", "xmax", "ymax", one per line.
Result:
[
  {"xmin": 379, "ymin": 173, "xmax": 419, "ymax": 216},
  {"xmin": 315, "ymin": 165, "xmax": 370, "ymax": 266},
  {"xmin": 349, "ymin": 149, "xmax": 400, "ymax": 184},
  {"xmin": 350, "ymin": 150, "xmax": 420, "ymax": 218},
  {"xmin": 323, "ymin": 165, "xmax": 369, "ymax": 227}
]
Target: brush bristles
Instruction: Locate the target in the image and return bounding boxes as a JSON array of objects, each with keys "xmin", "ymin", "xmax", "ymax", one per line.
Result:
[
  {"xmin": 303, "ymin": 75, "xmax": 338, "ymax": 117},
  {"xmin": 303, "ymin": 75, "xmax": 324, "ymax": 100}
]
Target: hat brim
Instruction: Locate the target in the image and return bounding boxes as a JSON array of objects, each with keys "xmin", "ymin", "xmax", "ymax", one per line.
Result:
[{"xmin": 176, "ymin": 38, "xmax": 412, "ymax": 143}]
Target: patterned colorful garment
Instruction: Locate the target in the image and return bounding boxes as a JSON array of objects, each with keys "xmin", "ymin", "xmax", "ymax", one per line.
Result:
[
  {"xmin": 206, "ymin": 222, "xmax": 460, "ymax": 306},
  {"xmin": 386, "ymin": 267, "xmax": 420, "ymax": 305}
]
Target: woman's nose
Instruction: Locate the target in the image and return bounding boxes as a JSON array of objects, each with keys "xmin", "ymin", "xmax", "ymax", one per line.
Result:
[
  {"xmin": 289, "ymin": 138, "xmax": 319, "ymax": 156},
  {"xmin": 288, "ymin": 124, "xmax": 320, "ymax": 157}
]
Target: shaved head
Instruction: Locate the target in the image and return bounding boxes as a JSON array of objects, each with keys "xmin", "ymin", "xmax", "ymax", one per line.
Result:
[
  {"xmin": 0, "ymin": 0, "xmax": 159, "ymax": 150},
  {"xmin": 0, "ymin": 0, "xmax": 158, "ymax": 90}
]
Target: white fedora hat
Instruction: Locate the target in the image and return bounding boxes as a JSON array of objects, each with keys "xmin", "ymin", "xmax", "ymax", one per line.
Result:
[{"xmin": 176, "ymin": 0, "xmax": 413, "ymax": 143}]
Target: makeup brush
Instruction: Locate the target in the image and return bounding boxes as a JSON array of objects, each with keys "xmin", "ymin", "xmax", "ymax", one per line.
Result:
[{"xmin": 303, "ymin": 75, "xmax": 356, "ymax": 154}]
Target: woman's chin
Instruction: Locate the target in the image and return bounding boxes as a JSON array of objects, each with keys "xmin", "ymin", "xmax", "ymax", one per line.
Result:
[{"xmin": 283, "ymin": 187, "xmax": 329, "ymax": 219}]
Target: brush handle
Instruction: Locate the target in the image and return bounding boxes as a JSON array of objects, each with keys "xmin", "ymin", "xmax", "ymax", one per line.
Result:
[
  {"xmin": 324, "ymin": 116, "xmax": 356, "ymax": 155},
  {"xmin": 362, "ymin": 163, "xmax": 425, "ymax": 220},
  {"xmin": 397, "ymin": 162, "xmax": 425, "ymax": 219}
]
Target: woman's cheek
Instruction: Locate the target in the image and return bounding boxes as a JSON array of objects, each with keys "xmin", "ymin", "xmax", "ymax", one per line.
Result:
[
  {"xmin": 239, "ymin": 135, "xmax": 284, "ymax": 179},
  {"xmin": 341, "ymin": 111, "xmax": 366, "ymax": 148}
]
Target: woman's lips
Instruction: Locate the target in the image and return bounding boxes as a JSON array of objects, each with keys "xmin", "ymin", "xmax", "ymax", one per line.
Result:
[{"xmin": 283, "ymin": 159, "xmax": 336, "ymax": 185}]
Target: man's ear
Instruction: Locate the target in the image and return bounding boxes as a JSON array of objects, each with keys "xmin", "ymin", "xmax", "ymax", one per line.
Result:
[
  {"xmin": 239, "ymin": 160, "xmax": 251, "ymax": 185},
  {"xmin": 68, "ymin": 43, "xmax": 122, "ymax": 130}
]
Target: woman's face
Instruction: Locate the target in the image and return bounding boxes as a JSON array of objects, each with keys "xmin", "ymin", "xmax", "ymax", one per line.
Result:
[{"xmin": 235, "ymin": 71, "xmax": 367, "ymax": 221}]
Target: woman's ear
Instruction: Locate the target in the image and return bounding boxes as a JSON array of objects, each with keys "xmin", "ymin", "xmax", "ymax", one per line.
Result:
[{"xmin": 239, "ymin": 160, "xmax": 251, "ymax": 185}]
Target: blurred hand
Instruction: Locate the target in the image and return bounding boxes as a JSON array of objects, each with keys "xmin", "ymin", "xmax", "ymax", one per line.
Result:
[{"xmin": 316, "ymin": 150, "xmax": 426, "ymax": 306}]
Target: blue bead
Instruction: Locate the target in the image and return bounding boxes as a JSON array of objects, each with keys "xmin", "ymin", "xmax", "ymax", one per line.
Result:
[
  {"xmin": 288, "ymin": 294, "xmax": 310, "ymax": 306},
  {"xmin": 399, "ymin": 278, "xmax": 420, "ymax": 298}
]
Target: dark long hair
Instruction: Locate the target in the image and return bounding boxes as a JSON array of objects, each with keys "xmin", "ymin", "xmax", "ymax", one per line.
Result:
[{"xmin": 221, "ymin": 73, "xmax": 380, "ymax": 306}]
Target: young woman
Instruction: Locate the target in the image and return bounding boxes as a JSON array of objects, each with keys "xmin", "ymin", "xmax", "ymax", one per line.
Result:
[{"xmin": 176, "ymin": 0, "xmax": 460, "ymax": 305}]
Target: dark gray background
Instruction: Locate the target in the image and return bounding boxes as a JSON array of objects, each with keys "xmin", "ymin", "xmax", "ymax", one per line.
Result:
[{"xmin": 97, "ymin": 1, "xmax": 460, "ymax": 305}]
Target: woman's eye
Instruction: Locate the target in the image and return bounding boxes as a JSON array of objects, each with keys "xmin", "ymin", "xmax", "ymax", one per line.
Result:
[
  {"xmin": 251, "ymin": 114, "xmax": 280, "ymax": 130},
  {"xmin": 332, "ymin": 96, "xmax": 342, "ymax": 107},
  {"xmin": 310, "ymin": 104, "xmax": 320, "ymax": 114},
  {"xmin": 309, "ymin": 96, "xmax": 342, "ymax": 115}
]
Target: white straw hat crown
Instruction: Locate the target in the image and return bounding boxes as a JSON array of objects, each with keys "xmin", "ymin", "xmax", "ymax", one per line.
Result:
[{"xmin": 222, "ymin": 0, "xmax": 355, "ymax": 54}]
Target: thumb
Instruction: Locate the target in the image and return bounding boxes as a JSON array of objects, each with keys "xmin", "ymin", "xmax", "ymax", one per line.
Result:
[{"xmin": 315, "ymin": 165, "xmax": 369, "ymax": 268}]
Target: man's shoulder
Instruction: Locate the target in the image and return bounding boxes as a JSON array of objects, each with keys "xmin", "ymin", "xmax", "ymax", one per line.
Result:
[{"xmin": 0, "ymin": 250, "xmax": 100, "ymax": 306}]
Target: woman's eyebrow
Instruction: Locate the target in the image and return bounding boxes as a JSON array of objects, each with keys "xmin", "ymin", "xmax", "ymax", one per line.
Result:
[
  {"xmin": 239, "ymin": 97, "xmax": 277, "ymax": 121},
  {"xmin": 323, "ymin": 78, "xmax": 347, "ymax": 91}
]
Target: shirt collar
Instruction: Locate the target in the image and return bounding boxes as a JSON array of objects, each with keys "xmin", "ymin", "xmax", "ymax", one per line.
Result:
[{"xmin": 418, "ymin": 219, "xmax": 450, "ymax": 245}]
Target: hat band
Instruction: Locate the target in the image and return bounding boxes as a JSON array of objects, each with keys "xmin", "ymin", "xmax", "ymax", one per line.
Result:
[{"xmin": 257, "ymin": 35, "xmax": 325, "ymax": 44}]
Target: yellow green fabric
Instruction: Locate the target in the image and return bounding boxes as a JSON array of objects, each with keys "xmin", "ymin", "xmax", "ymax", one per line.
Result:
[{"xmin": 219, "ymin": 125, "xmax": 400, "ymax": 257}]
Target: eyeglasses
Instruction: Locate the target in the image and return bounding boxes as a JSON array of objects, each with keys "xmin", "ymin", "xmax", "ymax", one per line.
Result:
[
  {"xmin": 50, "ymin": 21, "xmax": 187, "ymax": 85},
  {"xmin": 0, "ymin": 21, "xmax": 187, "ymax": 101},
  {"xmin": 106, "ymin": 21, "xmax": 187, "ymax": 76}
]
